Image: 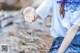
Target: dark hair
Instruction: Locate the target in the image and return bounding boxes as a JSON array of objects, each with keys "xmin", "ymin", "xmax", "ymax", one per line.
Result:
[{"xmin": 60, "ymin": 0, "xmax": 65, "ymax": 18}]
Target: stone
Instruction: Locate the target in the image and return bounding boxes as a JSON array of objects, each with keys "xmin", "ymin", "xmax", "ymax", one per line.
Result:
[
  {"xmin": 1, "ymin": 16, "xmax": 14, "ymax": 28},
  {"xmin": 1, "ymin": 24, "xmax": 18, "ymax": 33}
]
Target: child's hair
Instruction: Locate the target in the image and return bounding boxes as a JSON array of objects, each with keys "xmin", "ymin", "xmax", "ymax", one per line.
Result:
[{"xmin": 60, "ymin": 0, "xmax": 65, "ymax": 18}]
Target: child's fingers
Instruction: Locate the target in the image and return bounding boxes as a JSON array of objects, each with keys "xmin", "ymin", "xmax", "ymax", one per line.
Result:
[
  {"xmin": 27, "ymin": 14, "xmax": 32, "ymax": 22},
  {"xmin": 23, "ymin": 8, "xmax": 30, "ymax": 15},
  {"xmin": 30, "ymin": 14, "xmax": 34, "ymax": 21},
  {"xmin": 24, "ymin": 14, "xmax": 29, "ymax": 22},
  {"xmin": 29, "ymin": 16, "xmax": 31, "ymax": 22}
]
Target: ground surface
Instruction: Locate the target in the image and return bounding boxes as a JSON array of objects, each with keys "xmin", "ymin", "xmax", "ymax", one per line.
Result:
[{"xmin": 0, "ymin": 11, "xmax": 53, "ymax": 53}]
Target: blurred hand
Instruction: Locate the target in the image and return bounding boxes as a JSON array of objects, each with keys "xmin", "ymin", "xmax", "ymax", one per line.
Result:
[
  {"xmin": 0, "ymin": 12, "xmax": 4, "ymax": 17},
  {"xmin": 23, "ymin": 7, "xmax": 37, "ymax": 23}
]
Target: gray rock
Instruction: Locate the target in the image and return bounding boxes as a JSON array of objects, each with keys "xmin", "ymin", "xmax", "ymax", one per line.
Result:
[
  {"xmin": 1, "ymin": 16, "xmax": 14, "ymax": 28},
  {"xmin": 1, "ymin": 24, "xmax": 18, "ymax": 33},
  {"xmin": 13, "ymin": 13, "xmax": 24, "ymax": 24}
]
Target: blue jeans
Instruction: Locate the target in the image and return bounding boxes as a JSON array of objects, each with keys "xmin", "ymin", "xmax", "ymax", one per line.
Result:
[{"xmin": 48, "ymin": 34, "xmax": 80, "ymax": 53}]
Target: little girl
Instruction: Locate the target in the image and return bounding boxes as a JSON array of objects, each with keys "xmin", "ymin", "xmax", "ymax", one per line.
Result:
[{"xmin": 23, "ymin": 0, "xmax": 80, "ymax": 53}]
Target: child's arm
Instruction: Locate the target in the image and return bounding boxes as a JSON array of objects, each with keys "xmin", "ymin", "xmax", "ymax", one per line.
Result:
[
  {"xmin": 23, "ymin": 0, "xmax": 52, "ymax": 22},
  {"xmin": 58, "ymin": 25, "xmax": 80, "ymax": 53}
]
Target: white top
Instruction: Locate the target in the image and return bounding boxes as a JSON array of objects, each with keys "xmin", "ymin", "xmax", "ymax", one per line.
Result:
[{"xmin": 36, "ymin": 0, "xmax": 80, "ymax": 38}]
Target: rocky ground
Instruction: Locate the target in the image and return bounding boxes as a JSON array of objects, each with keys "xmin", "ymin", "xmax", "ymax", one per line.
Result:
[
  {"xmin": 0, "ymin": 0, "xmax": 53, "ymax": 53},
  {"xmin": 0, "ymin": 0, "xmax": 43, "ymax": 10},
  {"xmin": 0, "ymin": 11, "xmax": 53, "ymax": 53}
]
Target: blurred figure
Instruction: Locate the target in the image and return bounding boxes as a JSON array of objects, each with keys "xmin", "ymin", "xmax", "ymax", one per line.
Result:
[{"xmin": 23, "ymin": 0, "xmax": 80, "ymax": 53}]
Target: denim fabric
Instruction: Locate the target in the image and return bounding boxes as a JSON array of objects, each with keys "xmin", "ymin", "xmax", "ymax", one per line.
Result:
[{"xmin": 48, "ymin": 34, "xmax": 80, "ymax": 53}]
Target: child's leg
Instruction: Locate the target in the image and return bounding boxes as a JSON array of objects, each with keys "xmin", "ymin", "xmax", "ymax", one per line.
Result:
[
  {"xmin": 48, "ymin": 35, "xmax": 80, "ymax": 53},
  {"xmin": 64, "ymin": 34, "xmax": 80, "ymax": 53}
]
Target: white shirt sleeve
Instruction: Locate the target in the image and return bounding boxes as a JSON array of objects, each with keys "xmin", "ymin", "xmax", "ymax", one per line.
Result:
[
  {"xmin": 62, "ymin": 10, "xmax": 80, "ymax": 30},
  {"xmin": 36, "ymin": 0, "xmax": 52, "ymax": 19},
  {"xmin": 71, "ymin": 11, "xmax": 80, "ymax": 26}
]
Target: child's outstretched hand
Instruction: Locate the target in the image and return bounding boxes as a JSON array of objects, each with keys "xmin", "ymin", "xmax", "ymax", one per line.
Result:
[{"xmin": 23, "ymin": 7, "xmax": 37, "ymax": 23}]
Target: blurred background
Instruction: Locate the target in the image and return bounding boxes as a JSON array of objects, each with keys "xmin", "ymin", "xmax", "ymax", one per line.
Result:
[{"xmin": 0, "ymin": 0, "xmax": 53, "ymax": 53}]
